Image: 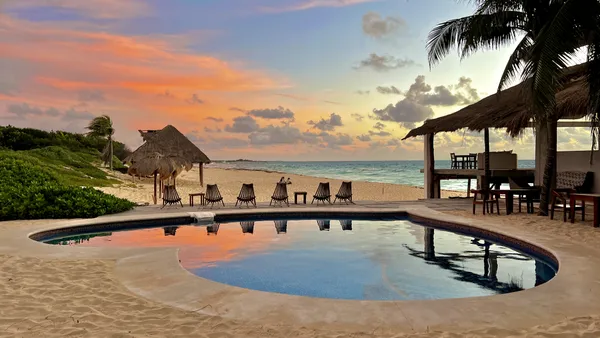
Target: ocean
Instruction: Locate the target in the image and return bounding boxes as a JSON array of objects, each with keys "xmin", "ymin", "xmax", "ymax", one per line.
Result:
[{"xmin": 207, "ymin": 160, "xmax": 536, "ymax": 192}]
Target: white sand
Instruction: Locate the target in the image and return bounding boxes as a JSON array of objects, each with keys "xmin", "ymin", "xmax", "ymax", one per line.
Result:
[
  {"xmin": 98, "ymin": 167, "xmax": 464, "ymax": 204},
  {"xmin": 2, "ymin": 169, "xmax": 600, "ymax": 336}
]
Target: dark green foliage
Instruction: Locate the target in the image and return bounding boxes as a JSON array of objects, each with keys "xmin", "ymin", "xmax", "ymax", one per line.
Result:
[
  {"xmin": 0, "ymin": 125, "xmax": 131, "ymax": 160},
  {"xmin": 0, "ymin": 156, "xmax": 135, "ymax": 221}
]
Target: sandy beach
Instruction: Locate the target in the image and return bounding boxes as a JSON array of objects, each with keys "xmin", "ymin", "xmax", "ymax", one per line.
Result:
[
  {"xmin": 98, "ymin": 166, "xmax": 464, "ymax": 205},
  {"xmin": 3, "ymin": 169, "xmax": 600, "ymax": 337}
]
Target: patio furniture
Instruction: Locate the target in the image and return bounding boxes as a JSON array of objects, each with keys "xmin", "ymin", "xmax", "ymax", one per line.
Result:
[
  {"xmin": 493, "ymin": 189, "xmax": 540, "ymax": 215},
  {"xmin": 235, "ymin": 183, "xmax": 256, "ymax": 208},
  {"xmin": 205, "ymin": 184, "xmax": 225, "ymax": 208},
  {"xmin": 340, "ymin": 220, "xmax": 352, "ymax": 231},
  {"xmin": 450, "ymin": 153, "xmax": 457, "ymax": 169},
  {"xmin": 240, "ymin": 221, "xmax": 254, "ymax": 234},
  {"xmin": 556, "ymin": 171, "xmax": 594, "ymax": 193},
  {"xmin": 569, "ymin": 193, "xmax": 599, "ymax": 227},
  {"xmin": 334, "ymin": 181, "xmax": 354, "ymax": 204},
  {"xmin": 189, "ymin": 192, "xmax": 205, "ymax": 207},
  {"xmin": 274, "ymin": 220, "xmax": 288, "ymax": 234},
  {"xmin": 508, "ymin": 177, "xmax": 540, "ymax": 213},
  {"xmin": 471, "ymin": 189, "xmax": 500, "ymax": 215},
  {"xmin": 294, "ymin": 191, "xmax": 307, "ymax": 204},
  {"xmin": 206, "ymin": 223, "xmax": 220, "ymax": 235},
  {"xmin": 551, "ymin": 189, "xmax": 585, "ymax": 222},
  {"xmin": 270, "ymin": 182, "xmax": 289, "ymax": 206},
  {"xmin": 163, "ymin": 226, "xmax": 178, "ymax": 236},
  {"xmin": 317, "ymin": 220, "xmax": 331, "ymax": 231},
  {"xmin": 162, "ymin": 184, "xmax": 183, "ymax": 208},
  {"xmin": 312, "ymin": 182, "xmax": 332, "ymax": 204}
]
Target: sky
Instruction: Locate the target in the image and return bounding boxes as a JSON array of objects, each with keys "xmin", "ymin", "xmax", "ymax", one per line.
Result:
[{"xmin": 0, "ymin": 0, "xmax": 593, "ymax": 161}]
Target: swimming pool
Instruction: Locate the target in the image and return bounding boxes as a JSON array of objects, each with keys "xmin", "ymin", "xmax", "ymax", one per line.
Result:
[{"xmin": 43, "ymin": 217, "xmax": 556, "ymax": 301}]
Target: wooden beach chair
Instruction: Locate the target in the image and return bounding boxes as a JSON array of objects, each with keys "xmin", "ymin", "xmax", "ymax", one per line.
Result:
[
  {"xmin": 334, "ymin": 181, "xmax": 354, "ymax": 204},
  {"xmin": 235, "ymin": 183, "xmax": 256, "ymax": 208},
  {"xmin": 317, "ymin": 219, "xmax": 331, "ymax": 231},
  {"xmin": 312, "ymin": 182, "xmax": 331, "ymax": 204},
  {"xmin": 274, "ymin": 220, "xmax": 287, "ymax": 234},
  {"xmin": 471, "ymin": 189, "xmax": 500, "ymax": 215},
  {"xmin": 207, "ymin": 223, "xmax": 220, "ymax": 235},
  {"xmin": 205, "ymin": 184, "xmax": 225, "ymax": 208},
  {"xmin": 340, "ymin": 220, "xmax": 352, "ymax": 231},
  {"xmin": 270, "ymin": 182, "xmax": 289, "ymax": 206},
  {"xmin": 163, "ymin": 226, "xmax": 179, "ymax": 236},
  {"xmin": 550, "ymin": 189, "xmax": 585, "ymax": 222},
  {"xmin": 162, "ymin": 184, "xmax": 183, "ymax": 208},
  {"xmin": 240, "ymin": 221, "xmax": 254, "ymax": 234}
]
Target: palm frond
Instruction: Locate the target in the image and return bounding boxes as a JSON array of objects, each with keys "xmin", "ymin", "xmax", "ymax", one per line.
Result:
[
  {"xmin": 86, "ymin": 115, "xmax": 114, "ymax": 138},
  {"xmin": 497, "ymin": 34, "xmax": 533, "ymax": 92}
]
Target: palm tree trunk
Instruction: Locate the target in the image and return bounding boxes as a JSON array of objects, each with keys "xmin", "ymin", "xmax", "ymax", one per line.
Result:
[
  {"xmin": 109, "ymin": 135, "xmax": 113, "ymax": 171},
  {"xmin": 538, "ymin": 117, "xmax": 558, "ymax": 216}
]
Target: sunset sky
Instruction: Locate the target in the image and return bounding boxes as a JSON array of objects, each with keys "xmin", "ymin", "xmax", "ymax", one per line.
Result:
[{"xmin": 0, "ymin": 0, "xmax": 592, "ymax": 160}]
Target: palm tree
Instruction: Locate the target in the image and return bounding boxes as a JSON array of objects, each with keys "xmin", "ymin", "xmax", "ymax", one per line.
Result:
[
  {"xmin": 86, "ymin": 115, "xmax": 115, "ymax": 171},
  {"xmin": 427, "ymin": 0, "xmax": 600, "ymax": 215}
]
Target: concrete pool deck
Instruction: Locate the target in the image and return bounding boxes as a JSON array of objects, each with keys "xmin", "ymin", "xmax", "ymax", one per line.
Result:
[{"xmin": 2, "ymin": 199, "xmax": 600, "ymax": 335}]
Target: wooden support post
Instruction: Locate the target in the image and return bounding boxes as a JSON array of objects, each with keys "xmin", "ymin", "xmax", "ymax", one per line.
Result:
[
  {"xmin": 467, "ymin": 179, "xmax": 471, "ymax": 197},
  {"xmin": 153, "ymin": 172, "xmax": 157, "ymax": 205},
  {"xmin": 199, "ymin": 163, "xmax": 204, "ymax": 187},
  {"xmin": 424, "ymin": 133, "xmax": 436, "ymax": 199},
  {"xmin": 484, "ymin": 128, "xmax": 491, "ymax": 190}
]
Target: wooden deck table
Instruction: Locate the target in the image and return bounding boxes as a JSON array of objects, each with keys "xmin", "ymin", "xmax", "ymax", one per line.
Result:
[
  {"xmin": 570, "ymin": 193, "xmax": 600, "ymax": 227},
  {"xmin": 493, "ymin": 189, "xmax": 540, "ymax": 215}
]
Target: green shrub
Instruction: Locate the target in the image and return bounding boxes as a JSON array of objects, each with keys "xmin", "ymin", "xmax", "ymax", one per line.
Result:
[{"xmin": 0, "ymin": 152, "xmax": 135, "ymax": 221}]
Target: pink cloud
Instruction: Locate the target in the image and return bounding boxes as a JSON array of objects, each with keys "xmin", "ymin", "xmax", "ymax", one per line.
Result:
[{"xmin": 260, "ymin": 0, "xmax": 379, "ymax": 13}]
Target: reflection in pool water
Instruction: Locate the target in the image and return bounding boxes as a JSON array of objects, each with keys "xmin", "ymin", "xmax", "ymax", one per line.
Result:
[{"xmin": 45, "ymin": 219, "xmax": 556, "ymax": 300}]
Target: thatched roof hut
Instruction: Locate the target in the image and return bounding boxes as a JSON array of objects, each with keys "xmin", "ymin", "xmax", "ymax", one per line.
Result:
[
  {"xmin": 403, "ymin": 63, "xmax": 589, "ymax": 139},
  {"xmin": 126, "ymin": 125, "xmax": 210, "ymax": 164},
  {"xmin": 125, "ymin": 125, "xmax": 211, "ymax": 204}
]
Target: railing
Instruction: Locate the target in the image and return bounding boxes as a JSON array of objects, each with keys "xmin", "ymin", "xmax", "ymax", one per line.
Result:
[{"xmin": 451, "ymin": 154, "xmax": 477, "ymax": 169}]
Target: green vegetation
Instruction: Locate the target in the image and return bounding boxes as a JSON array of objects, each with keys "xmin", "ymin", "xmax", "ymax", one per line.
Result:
[{"xmin": 0, "ymin": 125, "xmax": 136, "ymax": 221}]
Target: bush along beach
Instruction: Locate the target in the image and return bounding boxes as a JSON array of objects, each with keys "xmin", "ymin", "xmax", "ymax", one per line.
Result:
[{"xmin": 0, "ymin": 125, "xmax": 135, "ymax": 221}]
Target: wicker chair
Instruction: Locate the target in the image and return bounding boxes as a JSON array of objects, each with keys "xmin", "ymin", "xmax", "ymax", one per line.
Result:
[
  {"xmin": 270, "ymin": 182, "xmax": 289, "ymax": 206},
  {"xmin": 334, "ymin": 181, "xmax": 354, "ymax": 204},
  {"xmin": 317, "ymin": 219, "xmax": 330, "ymax": 231},
  {"xmin": 340, "ymin": 220, "xmax": 352, "ymax": 231},
  {"xmin": 235, "ymin": 183, "xmax": 256, "ymax": 208},
  {"xmin": 204, "ymin": 184, "xmax": 225, "ymax": 208},
  {"xmin": 206, "ymin": 223, "xmax": 220, "ymax": 235},
  {"xmin": 312, "ymin": 182, "xmax": 332, "ymax": 204},
  {"xmin": 162, "ymin": 184, "xmax": 183, "ymax": 208},
  {"xmin": 240, "ymin": 221, "xmax": 254, "ymax": 234},
  {"xmin": 274, "ymin": 220, "xmax": 288, "ymax": 234}
]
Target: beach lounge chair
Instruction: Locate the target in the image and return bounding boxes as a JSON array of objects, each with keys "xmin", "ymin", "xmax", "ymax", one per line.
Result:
[
  {"xmin": 162, "ymin": 184, "xmax": 183, "ymax": 208},
  {"xmin": 340, "ymin": 220, "xmax": 352, "ymax": 231},
  {"xmin": 334, "ymin": 181, "xmax": 354, "ymax": 204},
  {"xmin": 270, "ymin": 182, "xmax": 289, "ymax": 206},
  {"xmin": 207, "ymin": 223, "xmax": 220, "ymax": 235},
  {"xmin": 274, "ymin": 220, "xmax": 287, "ymax": 234},
  {"xmin": 317, "ymin": 220, "xmax": 331, "ymax": 231},
  {"xmin": 235, "ymin": 183, "xmax": 256, "ymax": 208},
  {"xmin": 205, "ymin": 184, "xmax": 225, "ymax": 208},
  {"xmin": 240, "ymin": 221, "xmax": 254, "ymax": 234},
  {"xmin": 163, "ymin": 226, "xmax": 179, "ymax": 236},
  {"xmin": 312, "ymin": 182, "xmax": 332, "ymax": 204}
]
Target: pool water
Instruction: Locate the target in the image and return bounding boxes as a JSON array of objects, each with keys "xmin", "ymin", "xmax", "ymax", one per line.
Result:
[{"xmin": 46, "ymin": 219, "xmax": 556, "ymax": 301}]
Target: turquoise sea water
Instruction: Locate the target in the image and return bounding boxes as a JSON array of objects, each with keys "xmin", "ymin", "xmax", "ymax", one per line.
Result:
[{"xmin": 208, "ymin": 160, "xmax": 536, "ymax": 192}]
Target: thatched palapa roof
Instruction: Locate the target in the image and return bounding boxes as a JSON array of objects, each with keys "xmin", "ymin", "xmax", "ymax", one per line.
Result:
[
  {"xmin": 403, "ymin": 63, "xmax": 590, "ymax": 139},
  {"xmin": 125, "ymin": 125, "xmax": 210, "ymax": 164}
]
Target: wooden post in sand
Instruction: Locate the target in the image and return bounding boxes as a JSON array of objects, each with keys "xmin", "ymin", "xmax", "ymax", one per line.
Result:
[
  {"xmin": 199, "ymin": 163, "xmax": 204, "ymax": 187},
  {"xmin": 153, "ymin": 172, "xmax": 157, "ymax": 205},
  {"xmin": 424, "ymin": 133, "xmax": 437, "ymax": 199}
]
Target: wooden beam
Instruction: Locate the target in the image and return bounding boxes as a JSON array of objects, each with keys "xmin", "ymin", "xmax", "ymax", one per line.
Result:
[
  {"xmin": 199, "ymin": 163, "xmax": 204, "ymax": 187},
  {"xmin": 424, "ymin": 133, "xmax": 436, "ymax": 199},
  {"xmin": 153, "ymin": 172, "xmax": 157, "ymax": 205},
  {"xmin": 527, "ymin": 121, "xmax": 594, "ymax": 128}
]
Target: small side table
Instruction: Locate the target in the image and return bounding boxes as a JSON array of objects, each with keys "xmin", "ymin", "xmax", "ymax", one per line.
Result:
[
  {"xmin": 189, "ymin": 193, "xmax": 205, "ymax": 207},
  {"xmin": 294, "ymin": 191, "xmax": 307, "ymax": 204}
]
